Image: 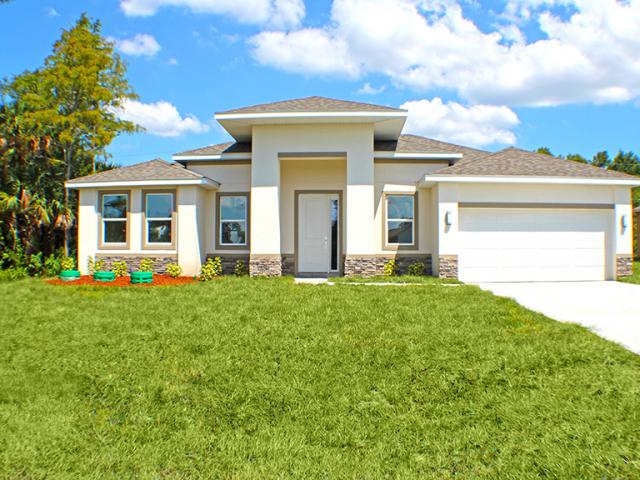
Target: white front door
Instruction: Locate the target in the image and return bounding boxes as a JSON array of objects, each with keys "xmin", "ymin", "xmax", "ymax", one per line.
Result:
[{"xmin": 298, "ymin": 193, "xmax": 339, "ymax": 274}]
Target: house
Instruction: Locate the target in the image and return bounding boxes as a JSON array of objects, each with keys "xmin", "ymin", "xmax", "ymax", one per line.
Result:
[{"xmin": 66, "ymin": 96, "xmax": 640, "ymax": 281}]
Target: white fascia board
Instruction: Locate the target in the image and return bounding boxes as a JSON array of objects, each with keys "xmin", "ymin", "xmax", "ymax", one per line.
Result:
[
  {"xmin": 374, "ymin": 152, "xmax": 462, "ymax": 159},
  {"xmin": 420, "ymin": 175, "xmax": 640, "ymax": 187},
  {"xmin": 66, "ymin": 178, "xmax": 220, "ymax": 189},
  {"xmin": 172, "ymin": 153, "xmax": 251, "ymax": 161},
  {"xmin": 215, "ymin": 111, "xmax": 407, "ymax": 121}
]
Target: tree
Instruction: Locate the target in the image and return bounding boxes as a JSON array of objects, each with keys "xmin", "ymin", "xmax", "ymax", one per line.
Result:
[
  {"xmin": 565, "ymin": 153, "xmax": 588, "ymax": 164},
  {"xmin": 535, "ymin": 147, "xmax": 553, "ymax": 155},
  {"xmin": 592, "ymin": 150, "xmax": 611, "ymax": 168},
  {"xmin": 610, "ymin": 151, "xmax": 640, "ymax": 177},
  {"xmin": 9, "ymin": 14, "xmax": 138, "ymax": 252}
]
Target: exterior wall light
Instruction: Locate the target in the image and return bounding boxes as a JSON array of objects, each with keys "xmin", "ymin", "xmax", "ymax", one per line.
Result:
[
  {"xmin": 445, "ymin": 211, "xmax": 453, "ymax": 226},
  {"xmin": 621, "ymin": 214, "xmax": 628, "ymax": 229}
]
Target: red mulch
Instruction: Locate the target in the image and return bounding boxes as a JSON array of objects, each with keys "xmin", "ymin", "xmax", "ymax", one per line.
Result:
[{"xmin": 46, "ymin": 274, "xmax": 197, "ymax": 287}]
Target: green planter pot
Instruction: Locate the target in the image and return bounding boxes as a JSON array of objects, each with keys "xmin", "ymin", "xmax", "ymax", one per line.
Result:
[
  {"xmin": 93, "ymin": 271, "xmax": 115, "ymax": 282},
  {"xmin": 130, "ymin": 271, "xmax": 153, "ymax": 284},
  {"xmin": 59, "ymin": 269, "xmax": 80, "ymax": 281}
]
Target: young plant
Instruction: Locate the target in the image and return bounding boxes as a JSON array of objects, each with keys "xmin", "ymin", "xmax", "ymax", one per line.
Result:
[
  {"xmin": 235, "ymin": 259, "xmax": 248, "ymax": 276},
  {"xmin": 138, "ymin": 258, "xmax": 155, "ymax": 272},
  {"xmin": 408, "ymin": 262, "xmax": 425, "ymax": 276},
  {"xmin": 166, "ymin": 263, "xmax": 182, "ymax": 278},
  {"xmin": 383, "ymin": 259, "xmax": 397, "ymax": 277},
  {"xmin": 44, "ymin": 254, "xmax": 62, "ymax": 276},
  {"xmin": 199, "ymin": 257, "xmax": 222, "ymax": 281},
  {"xmin": 112, "ymin": 260, "xmax": 128, "ymax": 278},
  {"xmin": 60, "ymin": 256, "xmax": 75, "ymax": 271}
]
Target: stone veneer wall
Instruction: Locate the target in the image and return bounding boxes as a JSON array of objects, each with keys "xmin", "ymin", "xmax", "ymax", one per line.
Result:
[
  {"xmin": 437, "ymin": 255, "xmax": 458, "ymax": 279},
  {"xmin": 206, "ymin": 253, "xmax": 250, "ymax": 275},
  {"xmin": 249, "ymin": 255, "xmax": 283, "ymax": 276},
  {"xmin": 344, "ymin": 254, "xmax": 432, "ymax": 278},
  {"xmin": 616, "ymin": 254, "xmax": 633, "ymax": 277},
  {"xmin": 95, "ymin": 254, "xmax": 177, "ymax": 274}
]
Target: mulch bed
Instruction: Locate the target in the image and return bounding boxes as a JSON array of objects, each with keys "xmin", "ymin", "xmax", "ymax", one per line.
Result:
[{"xmin": 47, "ymin": 274, "xmax": 197, "ymax": 287}]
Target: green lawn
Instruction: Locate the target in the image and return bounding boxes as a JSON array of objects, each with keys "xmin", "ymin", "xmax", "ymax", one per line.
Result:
[
  {"xmin": 1, "ymin": 278, "xmax": 639, "ymax": 479},
  {"xmin": 619, "ymin": 260, "xmax": 640, "ymax": 284},
  {"xmin": 330, "ymin": 275, "xmax": 459, "ymax": 284}
]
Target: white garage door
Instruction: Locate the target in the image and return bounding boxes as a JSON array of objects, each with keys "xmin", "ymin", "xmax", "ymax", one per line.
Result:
[{"xmin": 458, "ymin": 208, "xmax": 611, "ymax": 283}]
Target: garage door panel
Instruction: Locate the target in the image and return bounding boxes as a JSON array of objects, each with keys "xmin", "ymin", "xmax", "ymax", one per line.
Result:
[{"xmin": 458, "ymin": 208, "xmax": 610, "ymax": 282}]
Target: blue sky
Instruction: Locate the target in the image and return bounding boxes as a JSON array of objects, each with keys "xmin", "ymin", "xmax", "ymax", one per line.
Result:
[{"xmin": 1, "ymin": 0, "xmax": 639, "ymax": 166}]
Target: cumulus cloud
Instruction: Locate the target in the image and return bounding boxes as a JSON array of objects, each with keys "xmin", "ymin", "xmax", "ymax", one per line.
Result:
[
  {"xmin": 356, "ymin": 82, "xmax": 386, "ymax": 95},
  {"xmin": 120, "ymin": 0, "xmax": 305, "ymax": 29},
  {"xmin": 401, "ymin": 98, "xmax": 520, "ymax": 147},
  {"xmin": 248, "ymin": 0, "xmax": 640, "ymax": 107},
  {"xmin": 111, "ymin": 34, "xmax": 161, "ymax": 57},
  {"xmin": 114, "ymin": 99, "xmax": 209, "ymax": 137}
]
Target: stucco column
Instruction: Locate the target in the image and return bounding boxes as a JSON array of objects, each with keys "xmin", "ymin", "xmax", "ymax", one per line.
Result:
[
  {"xmin": 435, "ymin": 184, "xmax": 460, "ymax": 279},
  {"xmin": 77, "ymin": 189, "xmax": 97, "ymax": 275},
  {"xmin": 343, "ymin": 131, "xmax": 375, "ymax": 275},
  {"xmin": 177, "ymin": 186, "xmax": 203, "ymax": 276},
  {"xmin": 613, "ymin": 187, "xmax": 634, "ymax": 277},
  {"xmin": 249, "ymin": 133, "xmax": 282, "ymax": 276}
]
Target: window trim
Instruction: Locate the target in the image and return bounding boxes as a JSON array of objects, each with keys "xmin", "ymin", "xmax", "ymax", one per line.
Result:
[
  {"xmin": 142, "ymin": 189, "xmax": 176, "ymax": 250},
  {"xmin": 215, "ymin": 192, "xmax": 250, "ymax": 251},
  {"xmin": 98, "ymin": 190, "xmax": 130, "ymax": 250},
  {"xmin": 383, "ymin": 192, "xmax": 418, "ymax": 250}
]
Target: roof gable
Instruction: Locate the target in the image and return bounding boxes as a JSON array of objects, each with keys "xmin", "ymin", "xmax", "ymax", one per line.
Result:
[
  {"xmin": 433, "ymin": 147, "xmax": 637, "ymax": 179},
  {"xmin": 217, "ymin": 96, "xmax": 405, "ymax": 115},
  {"xmin": 67, "ymin": 159, "xmax": 209, "ymax": 184}
]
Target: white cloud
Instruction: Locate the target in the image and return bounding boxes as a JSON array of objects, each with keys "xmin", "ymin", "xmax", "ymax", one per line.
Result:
[
  {"xmin": 168, "ymin": 58, "xmax": 179, "ymax": 65},
  {"xmin": 248, "ymin": 0, "xmax": 640, "ymax": 107},
  {"xmin": 120, "ymin": 0, "xmax": 305, "ymax": 29},
  {"xmin": 356, "ymin": 82, "xmax": 386, "ymax": 95},
  {"xmin": 111, "ymin": 34, "xmax": 162, "ymax": 57},
  {"xmin": 46, "ymin": 7, "xmax": 60, "ymax": 17},
  {"xmin": 401, "ymin": 97, "xmax": 519, "ymax": 147},
  {"xmin": 114, "ymin": 99, "xmax": 210, "ymax": 137}
]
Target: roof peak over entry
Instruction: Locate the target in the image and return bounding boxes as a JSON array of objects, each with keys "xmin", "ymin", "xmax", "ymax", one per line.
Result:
[{"xmin": 214, "ymin": 95, "xmax": 407, "ymax": 143}]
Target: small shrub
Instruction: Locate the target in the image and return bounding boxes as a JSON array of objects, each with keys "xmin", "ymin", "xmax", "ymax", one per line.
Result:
[
  {"xmin": 44, "ymin": 254, "xmax": 62, "ymax": 276},
  {"xmin": 408, "ymin": 262, "xmax": 425, "ymax": 276},
  {"xmin": 235, "ymin": 259, "xmax": 247, "ymax": 276},
  {"xmin": 383, "ymin": 259, "xmax": 397, "ymax": 277},
  {"xmin": 112, "ymin": 260, "xmax": 129, "ymax": 278},
  {"xmin": 88, "ymin": 257, "xmax": 107, "ymax": 274},
  {"xmin": 199, "ymin": 257, "xmax": 222, "ymax": 281},
  {"xmin": 0, "ymin": 268, "xmax": 28, "ymax": 282},
  {"xmin": 26, "ymin": 253, "xmax": 43, "ymax": 276},
  {"xmin": 139, "ymin": 258, "xmax": 155, "ymax": 272},
  {"xmin": 166, "ymin": 263, "xmax": 182, "ymax": 278},
  {"xmin": 60, "ymin": 256, "xmax": 75, "ymax": 271}
]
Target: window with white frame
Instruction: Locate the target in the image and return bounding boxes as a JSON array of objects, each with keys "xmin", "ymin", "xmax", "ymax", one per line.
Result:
[
  {"xmin": 101, "ymin": 193, "xmax": 128, "ymax": 245},
  {"xmin": 219, "ymin": 194, "xmax": 248, "ymax": 246},
  {"xmin": 386, "ymin": 194, "xmax": 415, "ymax": 246},
  {"xmin": 145, "ymin": 192, "xmax": 173, "ymax": 244}
]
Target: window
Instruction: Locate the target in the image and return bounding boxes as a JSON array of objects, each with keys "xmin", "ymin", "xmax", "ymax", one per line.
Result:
[
  {"xmin": 218, "ymin": 194, "xmax": 248, "ymax": 247},
  {"xmin": 101, "ymin": 193, "xmax": 128, "ymax": 245},
  {"xmin": 145, "ymin": 192, "xmax": 174, "ymax": 245},
  {"xmin": 386, "ymin": 194, "xmax": 415, "ymax": 246}
]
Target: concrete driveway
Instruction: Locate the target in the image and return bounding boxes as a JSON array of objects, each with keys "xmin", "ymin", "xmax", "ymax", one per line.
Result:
[{"xmin": 478, "ymin": 281, "xmax": 640, "ymax": 354}]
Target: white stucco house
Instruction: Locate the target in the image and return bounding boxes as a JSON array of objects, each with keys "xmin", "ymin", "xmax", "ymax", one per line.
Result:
[{"xmin": 66, "ymin": 96, "xmax": 639, "ymax": 281}]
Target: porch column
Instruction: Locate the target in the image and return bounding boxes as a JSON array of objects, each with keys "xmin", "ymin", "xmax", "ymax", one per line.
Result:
[
  {"xmin": 434, "ymin": 184, "xmax": 459, "ymax": 279},
  {"xmin": 614, "ymin": 187, "xmax": 633, "ymax": 278},
  {"xmin": 249, "ymin": 142, "xmax": 282, "ymax": 276},
  {"xmin": 177, "ymin": 186, "xmax": 204, "ymax": 276},
  {"xmin": 344, "ymin": 134, "xmax": 376, "ymax": 276}
]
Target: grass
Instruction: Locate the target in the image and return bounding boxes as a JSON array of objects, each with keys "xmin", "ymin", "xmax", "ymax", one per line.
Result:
[
  {"xmin": 1, "ymin": 278, "xmax": 639, "ymax": 479},
  {"xmin": 619, "ymin": 259, "xmax": 640, "ymax": 284},
  {"xmin": 330, "ymin": 275, "xmax": 459, "ymax": 284}
]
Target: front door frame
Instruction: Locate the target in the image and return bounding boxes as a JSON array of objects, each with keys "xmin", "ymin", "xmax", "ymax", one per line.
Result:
[{"xmin": 294, "ymin": 190, "xmax": 344, "ymax": 276}]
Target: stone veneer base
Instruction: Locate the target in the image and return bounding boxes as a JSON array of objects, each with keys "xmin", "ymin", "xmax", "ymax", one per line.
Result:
[
  {"xmin": 249, "ymin": 255, "xmax": 283, "ymax": 276},
  {"xmin": 616, "ymin": 254, "xmax": 633, "ymax": 277},
  {"xmin": 94, "ymin": 254, "xmax": 177, "ymax": 274},
  {"xmin": 344, "ymin": 254, "xmax": 433, "ymax": 278},
  {"xmin": 437, "ymin": 255, "xmax": 458, "ymax": 279}
]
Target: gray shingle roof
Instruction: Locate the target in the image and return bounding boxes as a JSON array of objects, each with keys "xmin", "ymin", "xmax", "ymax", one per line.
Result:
[
  {"xmin": 67, "ymin": 159, "xmax": 213, "ymax": 184},
  {"xmin": 432, "ymin": 147, "xmax": 637, "ymax": 179},
  {"xmin": 217, "ymin": 96, "xmax": 405, "ymax": 115},
  {"xmin": 174, "ymin": 142, "xmax": 251, "ymax": 157},
  {"xmin": 375, "ymin": 134, "xmax": 489, "ymax": 161},
  {"xmin": 174, "ymin": 135, "xmax": 488, "ymax": 159}
]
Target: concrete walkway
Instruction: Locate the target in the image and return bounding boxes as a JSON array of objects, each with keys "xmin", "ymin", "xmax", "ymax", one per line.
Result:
[{"xmin": 479, "ymin": 281, "xmax": 640, "ymax": 354}]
